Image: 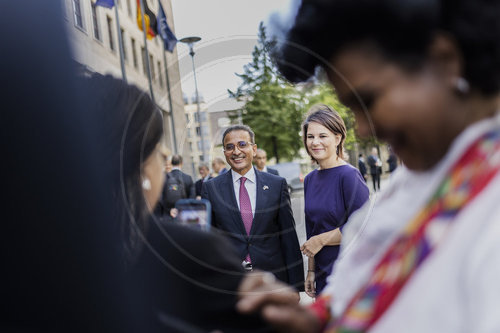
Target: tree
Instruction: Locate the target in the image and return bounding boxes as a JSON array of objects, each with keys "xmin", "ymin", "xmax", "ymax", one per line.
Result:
[{"xmin": 228, "ymin": 22, "xmax": 304, "ymax": 163}]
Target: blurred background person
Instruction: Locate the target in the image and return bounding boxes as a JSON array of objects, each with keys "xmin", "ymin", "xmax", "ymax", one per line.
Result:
[
  {"xmin": 300, "ymin": 105, "xmax": 369, "ymax": 297},
  {"xmin": 237, "ymin": 0, "xmax": 500, "ymax": 332},
  {"xmin": 387, "ymin": 147, "xmax": 398, "ymax": 173},
  {"xmin": 367, "ymin": 147, "xmax": 382, "ymax": 192},
  {"xmin": 212, "ymin": 156, "xmax": 228, "ymax": 176},
  {"xmin": 254, "ymin": 148, "xmax": 280, "ymax": 175},
  {"xmin": 195, "ymin": 163, "xmax": 212, "ymax": 199},
  {"xmin": 158, "ymin": 154, "xmax": 195, "ymax": 221},
  {"xmin": 358, "ymin": 153, "xmax": 368, "ymax": 182}
]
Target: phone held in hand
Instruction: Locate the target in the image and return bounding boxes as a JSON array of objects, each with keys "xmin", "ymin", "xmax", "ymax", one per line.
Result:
[{"xmin": 174, "ymin": 199, "xmax": 211, "ymax": 231}]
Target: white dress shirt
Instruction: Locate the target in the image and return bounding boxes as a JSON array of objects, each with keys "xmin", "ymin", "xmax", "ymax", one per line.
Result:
[{"xmin": 231, "ymin": 168, "xmax": 256, "ymax": 216}]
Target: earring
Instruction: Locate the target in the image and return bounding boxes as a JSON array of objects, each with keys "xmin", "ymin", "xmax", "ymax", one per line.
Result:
[
  {"xmin": 142, "ymin": 178, "xmax": 151, "ymax": 191},
  {"xmin": 453, "ymin": 77, "xmax": 470, "ymax": 95}
]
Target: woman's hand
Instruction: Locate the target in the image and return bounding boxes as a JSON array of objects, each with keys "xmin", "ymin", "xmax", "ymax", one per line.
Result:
[
  {"xmin": 304, "ymin": 271, "xmax": 316, "ymax": 298},
  {"xmin": 301, "ymin": 235, "xmax": 324, "ymax": 257},
  {"xmin": 237, "ymin": 271, "xmax": 321, "ymax": 333},
  {"xmin": 169, "ymin": 208, "xmax": 178, "ymax": 218}
]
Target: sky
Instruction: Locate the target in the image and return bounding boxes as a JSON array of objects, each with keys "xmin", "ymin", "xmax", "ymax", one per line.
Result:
[{"xmin": 170, "ymin": 0, "xmax": 299, "ymax": 111}]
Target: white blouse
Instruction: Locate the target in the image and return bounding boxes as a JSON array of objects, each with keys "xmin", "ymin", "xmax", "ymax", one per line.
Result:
[{"xmin": 325, "ymin": 112, "xmax": 500, "ymax": 332}]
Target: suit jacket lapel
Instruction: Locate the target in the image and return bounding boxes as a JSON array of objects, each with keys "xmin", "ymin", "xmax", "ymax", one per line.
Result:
[
  {"xmin": 221, "ymin": 171, "xmax": 247, "ymax": 235},
  {"xmin": 251, "ymin": 169, "xmax": 266, "ymax": 237}
]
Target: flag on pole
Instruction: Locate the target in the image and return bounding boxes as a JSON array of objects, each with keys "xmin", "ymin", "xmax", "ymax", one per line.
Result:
[
  {"xmin": 157, "ymin": 1, "xmax": 177, "ymax": 52},
  {"xmin": 136, "ymin": 0, "xmax": 157, "ymax": 40},
  {"xmin": 95, "ymin": 0, "xmax": 115, "ymax": 8}
]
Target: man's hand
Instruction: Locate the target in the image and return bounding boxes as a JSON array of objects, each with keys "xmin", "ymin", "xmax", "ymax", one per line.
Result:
[{"xmin": 237, "ymin": 271, "xmax": 321, "ymax": 333}]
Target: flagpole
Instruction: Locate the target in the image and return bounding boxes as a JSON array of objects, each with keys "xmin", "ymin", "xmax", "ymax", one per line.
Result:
[
  {"xmin": 138, "ymin": 0, "xmax": 155, "ymax": 103},
  {"xmin": 113, "ymin": 4, "xmax": 127, "ymax": 83},
  {"xmin": 161, "ymin": 44, "xmax": 178, "ymax": 154}
]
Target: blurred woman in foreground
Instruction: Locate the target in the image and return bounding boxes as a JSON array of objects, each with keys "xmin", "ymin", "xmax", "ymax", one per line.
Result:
[
  {"xmin": 238, "ymin": 0, "xmax": 500, "ymax": 332},
  {"xmin": 85, "ymin": 74, "xmax": 269, "ymax": 333}
]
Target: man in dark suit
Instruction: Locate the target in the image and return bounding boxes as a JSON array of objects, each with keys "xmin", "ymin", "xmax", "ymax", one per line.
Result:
[
  {"xmin": 159, "ymin": 155, "xmax": 195, "ymax": 219},
  {"xmin": 254, "ymin": 148, "xmax": 279, "ymax": 175},
  {"xmin": 202, "ymin": 125, "xmax": 304, "ymax": 290},
  {"xmin": 358, "ymin": 153, "xmax": 368, "ymax": 182},
  {"xmin": 367, "ymin": 147, "xmax": 382, "ymax": 191},
  {"xmin": 170, "ymin": 155, "xmax": 196, "ymax": 198},
  {"xmin": 195, "ymin": 163, "xmax": 213, "ymax": 199}
]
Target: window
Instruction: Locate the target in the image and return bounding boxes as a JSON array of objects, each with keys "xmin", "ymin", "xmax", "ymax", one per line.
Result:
[
  {"xmin": 131, "ymin": 38, "xmax": 138, "ymax": 68},
  {"xmin": 189, "ymin": 142, "xmax": 193, "ymax": 151},
  {"xmin": 141, "ymin": 47, "xmax": 147, "ymax": 74},
  {"xmin": 196, "ymin": 127, "xmax": 201, "ymax": 136},
  {"xmin": 185, "ymin": 114, "xmax": 190, "ymax": 123},
  {"xmin": 202, "ymin": 125, "xmax": 209, "ymax": 136},
  {"xmin": 201, "ymin": 112, "xmax": 207, "ymax": 122},
  {"xmin": 120, "ymin": 28, "xmax": 127, "ymax": 60},
  {"xmin": 197, "ymin": 141, "xmax": 202, "ymax": 150},
  {"xmin": 194, "ymin": 113, "xmax": 200, "ymax": 123},
  {"xmin": 107, "ymin": 16, "xmax": 114, "ymax": 51},
  {"xmin": 204, "ymin": 140, "xmax": 211, "ymax": 150},
  {"xmin": 91, "ymin": 4, "xmax": 101, "ymax": 41},
  {"xmin": 158, "ymin": 61, "xmax": 163, "ymax": 87},
  {"xmin": 149, "ymin": 55, "xmax": 155, "ymax": 81},
  {"xmin": 72, "ymin": 0, "xmax": 85, "ymax": 30}
]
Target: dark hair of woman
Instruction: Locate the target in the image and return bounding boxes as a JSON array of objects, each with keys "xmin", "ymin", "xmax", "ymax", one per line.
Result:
[
  {"xmin": 302, "ymin": 104, "xmax": 347, "ymax": 162},
  {"xmin": 84, "ymin": 74, "xmax": 163, "ymax": 266},
  {"xmin": 277, "ymin": 0, "xmax": 499, "ymax": 95}
]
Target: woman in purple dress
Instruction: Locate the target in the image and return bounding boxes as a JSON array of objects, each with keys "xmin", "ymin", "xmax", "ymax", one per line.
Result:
[{"xmin": 300, "ymin": 104, "xmax": 369, "ymax": 296}]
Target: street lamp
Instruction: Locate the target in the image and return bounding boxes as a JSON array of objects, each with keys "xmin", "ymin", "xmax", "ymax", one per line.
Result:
[{"xmin": 180, "ymin": 36, "xmax": 207, "ymax": 163}]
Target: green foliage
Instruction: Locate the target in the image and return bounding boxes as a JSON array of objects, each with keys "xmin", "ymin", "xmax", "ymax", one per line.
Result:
[{"xmin": 228, "ymin": 22, "xmax": 303, "ymax": 162}]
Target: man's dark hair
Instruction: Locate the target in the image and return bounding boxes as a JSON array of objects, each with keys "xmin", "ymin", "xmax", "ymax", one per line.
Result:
[
  {"xmin": 221, "ymin": 125, "xmax": 255, "ymax": 145},
  {"xmin": 171, "ymin": 154, "xmax": 183, "ymax": 166},
  {"xmin": 277, "ymin": 0, "xmax": 499, "ymax": 95}
]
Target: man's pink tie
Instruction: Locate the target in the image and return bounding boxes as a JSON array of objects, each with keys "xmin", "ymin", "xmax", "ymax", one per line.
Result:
[{"xmin": 239, "ymin": 177, "xmax": 253, "ymax": 262}]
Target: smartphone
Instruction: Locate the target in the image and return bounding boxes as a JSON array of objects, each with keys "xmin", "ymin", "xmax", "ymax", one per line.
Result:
[{"xmin": 174, "ymin": 199, "xmax": 211, "ymax": 231}]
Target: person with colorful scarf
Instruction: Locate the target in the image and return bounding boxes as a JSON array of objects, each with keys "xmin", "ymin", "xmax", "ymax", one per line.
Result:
[{"xmin": 236, "ymin": 0, "xmax": 500, "ymax": 332}]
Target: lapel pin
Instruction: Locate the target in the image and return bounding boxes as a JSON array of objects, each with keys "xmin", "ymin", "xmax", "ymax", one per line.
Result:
[{"xmin": 263, "ymin": 185, "xmax": 269, "ymax": 190}]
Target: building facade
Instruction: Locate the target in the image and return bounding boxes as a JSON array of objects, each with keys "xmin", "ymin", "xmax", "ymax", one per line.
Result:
[
  {"xmin": 183, "ymin": 93, "xmax": 212, "ymax": 176},
  {"xmin": 63, "ymin": 0, "xmax": 191, "ymax": 170}
]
